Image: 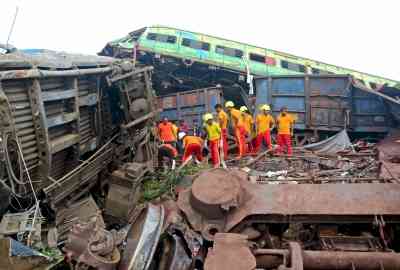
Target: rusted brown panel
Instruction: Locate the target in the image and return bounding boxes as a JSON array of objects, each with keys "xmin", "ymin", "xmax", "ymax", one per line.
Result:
[
  {"xmin": 204, "ymin": 233, "xmax": 256, "ymax": 270},
  {"xmin": 226, "ymin": 182, "xmax": 400, "ymax": 230}
]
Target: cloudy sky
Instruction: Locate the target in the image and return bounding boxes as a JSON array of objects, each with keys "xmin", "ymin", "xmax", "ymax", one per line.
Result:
[{"xmin": 1, "ymin": 0, "xmax": 399, "ymax": 80}]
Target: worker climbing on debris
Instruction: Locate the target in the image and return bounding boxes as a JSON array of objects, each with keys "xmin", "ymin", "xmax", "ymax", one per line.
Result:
[
  {"xmin": 157, "ymin": 143, "xmax": 178, "ymax": 170},
  {"xmin": 276, "ymin": 106, "xmax": 295, "ymax": 156},
  {"xmin": 215, "ymin": 104, "xmax": 229, "ymax": 159},
  {"xmin": 225, "ymin": 101, "xmax": 246, "ymax": 159},
  {"xmin": 180, "ymin": 131, "xmax": 204, "ymax": 164},
  {"xmin": 255, "ymin": 104, "xmax": 275, "ymax": 152},
  {"xmin": 158, "ymin": 117, "xmax": 177, "ymax": 147},
  {"xmin": 240, "ymin": 106, "xmax": 254, "ymax": 153},
  {"xmin": 203, "ymin": 113, "xmax": 222, "ymax": 167}
]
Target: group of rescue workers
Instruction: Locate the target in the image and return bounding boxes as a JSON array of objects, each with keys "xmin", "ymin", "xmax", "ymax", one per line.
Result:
[{"xmin": 157, "ymin": 101, "xmax": 295, "ymax": 169}]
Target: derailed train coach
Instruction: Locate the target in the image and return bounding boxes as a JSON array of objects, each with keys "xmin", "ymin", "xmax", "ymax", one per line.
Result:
[{"xmin": 0, "ymin": 49, "xmax": 156, "ymax": 211}]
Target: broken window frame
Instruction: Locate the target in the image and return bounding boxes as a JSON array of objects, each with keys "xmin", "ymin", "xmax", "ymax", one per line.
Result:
[
  {"xmin": 146, "ymin": 33, "xmax": 177, "ymax": 44},
  {"xmin": 181, "ymin": 38, "xmax": 210, "ymax": 51},
  {"xmin": 215, "ymin": 45, "xmax": 243, "ymax": 58}
]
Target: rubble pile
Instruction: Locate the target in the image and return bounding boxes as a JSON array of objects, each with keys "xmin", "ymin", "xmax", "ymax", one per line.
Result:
[{"xmin": 0, "ymin": 48, "xmax": 399, "ymax": 270}]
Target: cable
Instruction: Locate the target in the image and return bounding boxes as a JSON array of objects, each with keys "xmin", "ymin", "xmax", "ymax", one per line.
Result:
[{"xmin": 6, "ymin": 6, "xmax": 19, "ymax": 47}]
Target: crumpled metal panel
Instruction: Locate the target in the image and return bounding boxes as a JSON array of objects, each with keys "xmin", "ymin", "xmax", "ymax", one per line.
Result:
[{"xmin": 118, "ymin": 203, "xmax": 165, "ymax": 270}]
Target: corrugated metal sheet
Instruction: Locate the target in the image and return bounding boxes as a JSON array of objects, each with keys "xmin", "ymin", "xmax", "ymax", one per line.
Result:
[
  {"xmin": 157, "ymin": 87, "xmax": 223, "ymax": 133},
  {"xmin": 255, "ymin": 75, "xmax": 390, "ymax": 132}
]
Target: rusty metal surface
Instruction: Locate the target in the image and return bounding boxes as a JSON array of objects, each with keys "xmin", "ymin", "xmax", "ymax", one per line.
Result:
[
  {"xmin": 255, "ymin": 243, "xmax": 400, "ymax": 270},
  {"xmin": 56, "ymin": 195, "xmax": 103, "ymax": 242},
  {"xmin": 190, "ymin": 168, "xmax": 243, "ymax": 219},
  {"xmin": 226, "ymin": 181, "xmax": 400, "ymax": 230},
  {"xmin": 178, "ymin": 168, "xmax": 400, "ymax": 237},
  {"xmin": 378, "ymin": 130, "xmax": 400, "ymax": 180},
  {"xmin": 177, "ymin": 168, "xmax": 248, "ymax": 240},
  {"xmin": 204, "ymin": 233, "xmax": 256, "ymax": 270},
  {"xmin": 118, "ymin": 204, "xmax": 165, "ymax": 270},
  {"xmin": 64, "ymin": 214, "xmax": 121, "ymax": 270}
]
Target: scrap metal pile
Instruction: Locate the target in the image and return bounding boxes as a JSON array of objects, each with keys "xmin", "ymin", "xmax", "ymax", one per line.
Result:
[{"xmin": 0, "ymin": 49, "xmax": 159, "ymax": 269}]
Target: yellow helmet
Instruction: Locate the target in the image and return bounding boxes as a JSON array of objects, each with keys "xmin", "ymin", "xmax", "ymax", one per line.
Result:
[
  {"xmin": 203, "ymin": 113, "xmax": 213, "ymax": 122},
  {"xmin": 225, "ymin": 101, "xmax": 234, "ymax": 108},
  {"xmin": 260, "ymin": 104, "xmax": 271, "ymax": 111},
  {"xmin": 240, "ymin": 106, "xmax": 248, "ymax": 112}
]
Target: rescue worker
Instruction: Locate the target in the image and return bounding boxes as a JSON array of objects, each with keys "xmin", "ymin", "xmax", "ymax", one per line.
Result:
[
  {"xmin": 179, "ymin": 132, "xmax": 203, "ymax": 164},
  {"xmin": 214, "ymin": 104, "xmax": 228, "ymax": 159},
  {"xmin": 203, "ymin": 113, "xmax": 222, "ymax": 167},
  {"xmin": 240, "ymin": 106, "xmax": 254, "ymax": 153},
  {"xmin": 157, "ymin": 143, "xmax": 178, "ymax": 170},
  {"xmin": 157, "ymin": 117, "xmax": 176, "ymax": 147},
  {"xmin": 255, "ymin": 104, "xmax": 275, "ymax": 152},
  {"xmin": 276, "ymin": 106, "xmax": 295, "ymax": 156},
  {"xmin": 225, "ymin": 101, "xmax": 246, "ymax": 158}
]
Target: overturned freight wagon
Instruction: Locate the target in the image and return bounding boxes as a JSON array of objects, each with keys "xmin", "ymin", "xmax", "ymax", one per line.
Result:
[{"xmin": 0, "ymin": 49, "xmax": 156, "ymax": 209}]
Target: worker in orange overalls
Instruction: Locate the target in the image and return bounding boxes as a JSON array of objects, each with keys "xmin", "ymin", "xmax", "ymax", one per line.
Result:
[
  {"xmin": 276, "ymin": 106, "xmax": 295, "ymax": 156},
  {"xmin": 255, "ymin": 104, "xmax": 275, "ymax": 152},
  {"xmin": 157, "ymin": 143, "xmax": 178, "ymax": 170},
  {"xmin": 215, "ymin": 104, "xmax": 228, "ymax": 159},
  {"xmin": 225, "ymin": 101, "xmax": 246, "ymax": 158},
  {"xmin": 158, "ymin": 117, "xmax": 177, "ymax": 146},
  {"xmin": 203, "ymin": 113, "xmax": 222, "ymax": 167},
  {"xmin": 179, "ymin": 131, "xmax": 203, "ymax": 163},
  {"xmin": 240, "ymin": 106, "xmax": 254, "ymax": 153}
]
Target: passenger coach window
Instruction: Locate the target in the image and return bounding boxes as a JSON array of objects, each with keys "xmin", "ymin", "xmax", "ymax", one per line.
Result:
[
  {"xmin": 215, "ymin": 45, "xmax": 243, "ymax": 58},
  {"xmin": 146, "ymin": 33, "xmax": 177, "ymax": 44},
  {"xmin": 181, "ymin": 38, "xmax": 210, "ymax": 51},
  {"xmin": 281, "ymin": 60, "xmax": 306, "ymax": 72},
  {"xmin": 249, "ymin": 53, "xmax": 265, "ymax": 63}
]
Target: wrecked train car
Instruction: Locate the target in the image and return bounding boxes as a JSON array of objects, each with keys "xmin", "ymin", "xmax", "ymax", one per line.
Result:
[
  {"xmin": 0, "ymin": 49, "xmax": 156, "ymax": 209},
  {"xmin": 100, "ymin": 26, "xmax": 400, "ymax": 96}
]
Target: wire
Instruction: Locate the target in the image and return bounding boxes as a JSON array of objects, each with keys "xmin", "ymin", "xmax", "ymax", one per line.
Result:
[{"xmin": 6, "ymin": 6, "xmax": 19, "ymax": 47}]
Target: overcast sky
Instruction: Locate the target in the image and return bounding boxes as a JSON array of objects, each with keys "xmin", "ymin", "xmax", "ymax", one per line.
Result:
[{"xmin": 1, "ymin": 0, "xmax": 399, "ymax": 80}]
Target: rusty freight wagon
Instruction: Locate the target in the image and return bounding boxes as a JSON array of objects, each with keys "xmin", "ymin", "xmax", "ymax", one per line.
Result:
[
  {"xmin": 157, "ymin": 86, "xmax": 223, "ymax": 134},
  {"xmin": 254, "ymin": 75, "xmax": 392, "ymax": 143}
]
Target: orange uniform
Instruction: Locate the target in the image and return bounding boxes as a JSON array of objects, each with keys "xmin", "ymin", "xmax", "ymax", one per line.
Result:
[
  {"xmin": 255, "ymin": 113, "xmax": 275, "ymax": 151},
  {"xmin": 230, "ymin": 108, "xmax": 244, "ymax": 128},
  {"xmin": 217, "ymin": 110, "xmax": 229, "ymax": 158},
  {"xmin": 276, "ymin": 113, "xmax": 295, "ymax": 155},
  {"xmin": 242, "ymin": 112, "xmax": 254, "ymax": 135},
  {"xmin": 277, "ymin": 114, "xmax": 294, "ymax": 135},
  {"xmin": 217, "ymin": 110, "xmax": 228, "ymax": 129},
  {"xmin": 256, "ymin": 114, "xmax": 275, "ymax": 134},
  {"xmin": 183, "ymin": 136, "xmax": 203, "ymax": 148},
  {"xmin": 182, "ymin": 136, "xmax": 203, "ymax": 162},
  {"xmin": 158, "ymin": 122, "xmax": 176, "ymax": 142},
  {"xmin": 229, "ymin": 108, "xmax": 246, "ymax": 157}
]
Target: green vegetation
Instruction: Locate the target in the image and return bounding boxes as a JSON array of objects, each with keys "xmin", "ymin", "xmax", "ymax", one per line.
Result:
[{"xmin": 141, "ymin": 164, "xmax": 209, "ymax": 202}]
